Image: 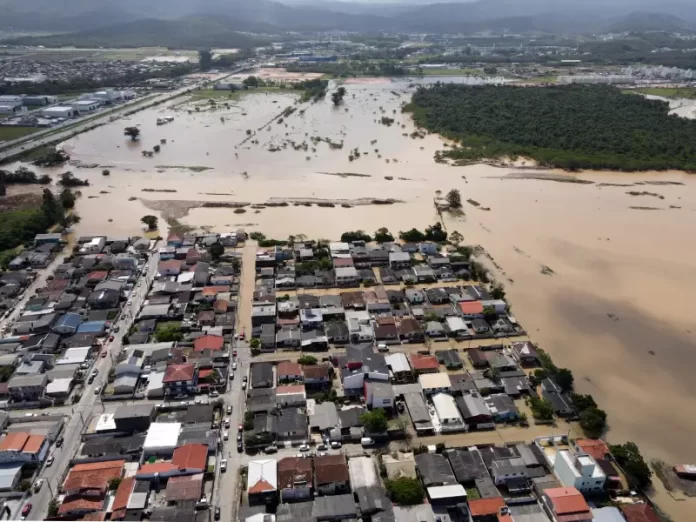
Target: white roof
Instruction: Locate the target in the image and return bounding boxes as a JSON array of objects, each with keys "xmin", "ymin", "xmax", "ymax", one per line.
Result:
[
  {"xmin": 432, "ymin": 393, "xmax": 462, "ymax": 421},
  {"xmin": 46, "ymin": 377, "xmax": 73, "ymax": 394},
  {"xmin": 419, "ymin": 372, "xmax": 452, "ymax": 390},
  {"xmin": 385, "ymin": 353, "xmax": 411, "ymax": 373},
  {"xmin": 248, "ymin": 459, "xmax": 277, "ymax": 492},
  {"xmin": 177, "ymin": 272, "xmax": 195, "ymax": 283},
  {"xmin": 57, "ymin": 346, "xmax": 91, "ymax": 365},
  {"xmin": 0, "ymin": 464, "xmax": 22, "ymax": 490},
  {"xmin": 329, "ymin": 242, "xmax": 350, "ymax": 252},
  {"xmin": 96, "ymin": 413, "xmax": 116, "ymax": 432},
  {"xmin": 591, "ymin": 507, "xmax": 626, "ymax": 522},
  {"xmin": 445, "ymin": 316, "xmax": 468, "ymax": 332},
  {"xmin": 146, "ymin": 371, "xmax": 165, "ymax": 393},
  {"xmin": 427, "ymin": 484, "xmax": 467, "ymax": 499},
  {"xmin": 348, "ymin": 456, "xmax": 378, "ymax": 489},
  {"xmin": 143, "ymin": 422, "xmax": 181, "ymax": 450},
  {"xmin": 335, "ymin": 267, "xmax": 358, "ymax": 277}
]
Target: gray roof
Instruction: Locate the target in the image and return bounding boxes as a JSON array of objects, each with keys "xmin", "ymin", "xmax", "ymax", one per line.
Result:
[
  {"xmin": 485, "ymin": 394, "xmax": 519, "ymax": 418},
  {"xmin": 475, "ymin": 476, "xmax": 500, "ymax": 499},
  {"xmin": 277, "ymin": 502, "xmax": 315, "ymax": 522},
  {"xmin": 277, "ymin": 408, "xmax": 308, "ymax": 435},
  {"xmin": 313, "ymin": 494, "xmax": 357, "ymax": 520},
  {"xmin": 114, "ymin": 404, "xmax": 155, "ymax": 420},
  {"xmin": 435, "ymin": 349, "xmax": 461, "ymax": 366},
  {"xmin": 456, "ymin": 393, "xmax": 492, "ymax": 420},
  {"xmin": 8, "ymin": 374, "xmax": 47, "ymax": 389},
  {"xmin": 445, "ymin": 449, "xmax": 490, "ymax": 483},
  {"xmin": 403, "ymin": 392, "xmax": 431, "ymax": 424},
  {"xmin": 80, "ymin": 434, "xmax": 146, "ymax": 457},
  {"xmin": 491, "ymin": 457, "xmax": 527, "ymax": 478},
  {"xmin": 310, "ymin": 401, "xmax": 339, "ymax": 431},
  {"xmin": 414, "ymin": 453, "xmax": 456, "ymax": 486},
  {"xmin": 338, "ymin": 407, "xmax": 365, "ymax": 429},
  {"xmin": 355, "ymin": 486, "xmax": 392, "ymax": 515},
  {"xmin": 251, "ymin": 362, "xmax": 274, "ymax": 386}
]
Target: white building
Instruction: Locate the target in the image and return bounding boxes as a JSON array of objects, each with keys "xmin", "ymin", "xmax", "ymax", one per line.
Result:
[
  {"xmin": 348, "ymin": 456, "xmax": 378, "ymax": 489},
  {"xmin": 80, "ymin": 237, "xmax": 105, "ymax": 254},
  {"xmin": 143, "ymin": 422, "xmax": 181, "ymax": 456},
  {"xmin": 0, "ymin": 96, "xmax": 23, "ymax": 108},
  {"xmin": 553, "ymin": 449, "xmax": 606, "ymax": 493},
  {"xmin": 419, "ymin": 373, "xmax": 452, "ymax": 395},
  {"xmin": 248, "ymin": 459, "xmax": 277, "ymax": 498},
  {"xmin": 71, "ymin": 100, "xmax": 101, "ymax": 114},
  {"xmin": 431, "ymin": 393, "xmax": 465, "ymax": 430},
  {"xmin": 42, "ymin": 106, "xmax": 75, "ymax": 119},
  {"xmin": 335, "ymin": 267, "xmax": 358, "ymax": 285},
  {"xmin": 330, "ymin": 242, "xmax": 350, "ymax": 255}
]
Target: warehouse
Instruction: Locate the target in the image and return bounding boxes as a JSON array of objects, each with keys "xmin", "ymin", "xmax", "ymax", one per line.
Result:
[
  {"xmin": 71, "ymin": 100, "xmax": 101, "ymax": 114},
  {"xmin": 42, "ymin": 106, "xmax": 75, "ymax": 119}
]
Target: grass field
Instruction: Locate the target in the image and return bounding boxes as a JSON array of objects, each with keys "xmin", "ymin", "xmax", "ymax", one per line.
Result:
[
  {"xmin": 0, "ymin": 47, "xmax": 198, "ymax": 62},
  {"xmin": 188, "ymin": 87, "xmax": 285, "ymax": 101},
  {"xmin": 419, "ymin": 67, "xmax": 483, "ymax": 76},
  {"xmin": 622, "ymin": 87, "xmax": 696, "ymax": 99},
  {"xmin": 0, "ymin": 126, "xmax": 41, "ymax": 142}
]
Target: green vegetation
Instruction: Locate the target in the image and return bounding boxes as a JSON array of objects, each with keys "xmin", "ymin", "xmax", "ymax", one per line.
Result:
[
  {"xmin": 48, "ymin": 500, "xmax": 59, "ymax": 517},
  {"xmin": 419, "ymin": 67, "xmax": 481, "ymax": 76},
  {"xmin": 124, "ymin": 126, "xmax": 140, "ymax": 140},
  {"xmin": 298, "ymin": 355, "xmax": 318, "ymax": 365},
  {"xmin": 406, "ymin": 83, "xmax": 696, "ymax": 172},
  {"xmin": 374, "ymin": 227, "xmax": 394, "ymax": 243},
  {"xmin": 398, "ymin": 222, "xmax": 447, "ymax": 243},
  {"xmin": 286, "ymin": 61, "xmax": 408, "ymax": 78},
  {"xmin": 141, "ymin": 215, "xmax": 158, "ymax": 231},
  {"xmin": 579, "ymin": 407, "xmax": 608, "ymax": 438},
  {"xmin": 340, "ymin": 230, "xmax": 371, "ymax": 243},
  {"xmin": 360, "ymin": 408, "xmax": 388, "ymax": 433},
  {"xmin": 555, "ymin": 368, "xmax": 574, "ymax": 392},
  {"xmin": 108, "ymin": 477, "xmax": 123, "ymax": 491},
  {"xmin": 293, "ymin": 79, "xmax": 329, "ymax": 103},
  {"xmin": 331, "ymin": 87, "xmax": 347, "ymax": 106},
  {"xmin": 529, "ymin": 397, "xmax": 554, "ymax": 421},
  {"xmin": 0, "ymin": 166, "xmax": 50, "ymax": 185},
  {"xmin": 623, "ymin": 87, "xmax": 696, "ymax": 100},
  {"xmin": 208, "ymin": 242, "xmax": 224, "ymax": 261},
  {"xmin": 610, "ymin": 442, "xmax": 652, "ymax": 488},
  {"xmin": 155, "ymin": 322, "xmax": 183, "ymax": 342},
  {"xmin": 386, "ymin": 477, "xmax": 424, "ymax": 505},
  {"xmin": 0, "ymin": 126, "xmax": 40, "ymax": 142},
  {"xmin": 249, "ymin": 232, "xmax": 288, "ymax": 248},
  {"xmin": 445, "ymin": 189, "xmax": 462, "ymax": 210}
]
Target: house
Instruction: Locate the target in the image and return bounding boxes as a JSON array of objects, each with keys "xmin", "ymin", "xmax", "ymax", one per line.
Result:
[
  {"xmin": 277, "ymin": 385, "xmax": 307, "ymax": 408},
  {"xmin": 276, "ymin": 327, "xmax": 301, "ymax": 349},
  {"xmin": 346, "ymin": 310, "xmax": 373, "ymax": 344},
  {"xmin": 445, "ymin": 448, "xmax": 489, "ymax": 484},
  {"xmin": 278, "ymin": 361, "xmax": 303, "ymax": 383},
  {"xmin": 425, "ymin": 287, "xmax": 449, "ymax": 305},
  {"xmin": 252, "ymin": 305, "xmax": 277, "ymax": 327},
  {"xmin": 410, "ymin": 354, "xmax": 439, "ymax": 374},
  {"xmin": 415, "ymin": 453, "xmax": 456, "ymax": 487},
  {"xmin": 163, "ymin": 364, "xmax": 197, "ymax": 397},
  {"xmin": 62, "ymin": 460, "xmax": 125, "ymax": 496},
  {"xmin": 620, "ymin": 504, "xmax": 660, "ymax": 522},
  {"xmin": 541, "ymin": 379, "xmax": 574, "ymax": 417},
  {"xmin": 445, "ymin": 316, "xmax": 470, "ymax": 338},
  {"xmin": 260, "ymin": 324, "xmax": 276, "ymax": 351},
  {"xmin": 277, "ymin": 408, "xmax": 308, "ymax": 441},
  {"xmin": 248, "ymin": 459, "xmax": 278, "ymax": 505},
  {"xmin": 335, "ymin": 267, "xmax": 359, "ymax": 286},
  {"xmin": 171, "ymin": 443, "xmax": 208, "ymax": 474},
  {"xmin": 278, "ymin": 457, "xmax": 313, "ymax": 502},
  {"xmin": 471, "ymin": 318, "xmax": 490, "ymax": 334},
  {"xmin": 404, "ymin": 289, "xmax": 425, "ymax": 304},
  {"xmin": 313, "ymin": 494, "xmax": 357, "ymax": 522},
  {"xmin": 425, "ymin": 321, "xmax": 447, "ymax": 341},
  {"xmin": 511, "ymin": 341, "xmax": 539, "ymax": 365},
  {"xmin": 468, "ymin": 497, "xmax": 507, "ymax": 522},
  {"xmin": 389, "ymin": 252, "xmax": 411, "ymax": 269},
  {"xmin": 113, "ymin": 404, "xmax": 155, "ymax": 433},
  {"xmin": 194, "ymin": 335, "xmax": 224, "ymax": 352},
  {"xmin": 326, "ymin": 321, "xmax": 349, "ymax": 344},
  {"xmin": 341, "ymin": 291, "xmax": 365, "ymax": 310},
  {"xmin": 365, "ymin": 381, "xmax": 395, "ymax": 409},
  {"xmin": 301, "ymin": 327, "xmax": 329, "ymax": 351},
  {"xmin": 551, "ymin": 448, "xmax": 606, "ymax": 493},
  {"xmin": 338, "ymin": 407, "xmax": 365, "ymax": 433},
  {"xmin": 413, "ymin": 265, "xmax": 436, "ymax": 283},
  {"xmin": 432, "ymin": 393, "xmax": 466, "ymax": 431},
  {"xmin": 419, "ymin": 373, "xmax": 452, "ymax": 395},
  {"xmin": 310, "ymin": 402, "xmax": 339, "ymax": 433},
  {"xmin": 435, "ymin": 349, "xmax": 463, "ymax": 369},
  {"xmin": 458, "ymin": 301, "xmax": 484, "ymax": 319},
  {"xmin": 52, "ymin": 313, "xmax": 82, "ymax": 335},
  {"xmin": 303, "ymin": 365, "xmax": 331, "ymax": 388},
  {"xmin": 398, "ymin": 317, "xmax": 424, "ymax": 343},
  {"xmin": 542, "ymin": 487, "xmax": 592, "ymax": 522},
  {"xmin": 484, "ymin": 394, "xmax": 519, "ymax": 422},
  {"xmin": 385, "ymin": 353, "xmax": 413, "ymax": 383},
  {"xmin": 251, "ymin": 362, "xmax": 274, "ymax": 388},
  {"xmin": 0, "ymin": 432, "xmax": 48, "ymax": 463},
  {"xmin": 379, "ymin": 267, "xmax": 398, "ymax": 284},
  {"xmin": 314, "ymin": 454, "xmax": 350, "ymax": 495},
  {"xmin": 7, "ymin": 374, "xmax": 47, "ymax": 401},
  {"xmin": 158, "ymin": 260, "xmax": 182, "ymax": 276},
  {"xmin": 456, "ymin": 392, "xmax": 494, "ymax": 429},
  {"xmin": 300, "ymin": 308, "xmax": 323, "ymax": 330},
  {"xmin": 373, "ymin": 322, "xmax": 399, "ymax": 344}
]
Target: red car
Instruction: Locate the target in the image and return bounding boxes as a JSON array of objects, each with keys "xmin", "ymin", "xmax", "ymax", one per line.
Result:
[
  {"xmin": 101, "ymin": 350, "xmax": 107, "ymax": 358},
  {"xmin": 238, "ymin": 332, "xmax": 245, "ymax": 340},
  {"xmin": 108, "ymin": 335, "xmax": 115, "ymax": 342},
  {"xmin": 232, "ymin": 350, "xmax": 237, "ymax": 357},
  {"xmin": 22, "ymin": 504, "xmax": 32, "ymax": 517},
  {"xmin": 238, "ymin": 424, "xmax": 243, "ymax": 432}
]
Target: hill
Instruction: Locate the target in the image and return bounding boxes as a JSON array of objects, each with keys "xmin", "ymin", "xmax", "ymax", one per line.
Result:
[{"xmin": 607, "ymin": 11, "xmax": 694, "ymax": 32}]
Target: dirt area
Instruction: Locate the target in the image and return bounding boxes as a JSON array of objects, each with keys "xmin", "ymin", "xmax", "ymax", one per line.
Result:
[
  {"xmin": 344, "ymin": 78, "xmax": 393, "ymax": 85},
  {"xmin": 0, "ymin": 192, "xmax": 42, "ymax": 212},
  {"xmin": 230, "ymin": 68, "xmax": 324, "ymax": 83}
]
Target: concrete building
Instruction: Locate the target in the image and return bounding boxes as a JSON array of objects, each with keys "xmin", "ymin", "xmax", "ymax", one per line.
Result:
[
  {"xmin": 553, "ymin": 449, "xmax": 606, "ymax": 493},
  {"xmin": 42, "ymin": 106, "xmax": 75, "ymax": 119},
  {"xmin": 71, "ymin": 100, "xmax": 101, "ymax": 114}
]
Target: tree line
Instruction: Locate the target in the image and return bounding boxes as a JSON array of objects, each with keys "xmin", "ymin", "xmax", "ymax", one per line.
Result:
[{"xmin": 406, "ymin": 83, "xmax": 696, "ymax": 172}]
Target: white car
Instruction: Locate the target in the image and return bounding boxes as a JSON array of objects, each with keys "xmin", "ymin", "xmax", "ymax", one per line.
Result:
[
  {"xmin": 223, "ymin": 431, "xmax": 229, "ymax": 441},
  {"xmin": 241, "ymin": 382, "xmax": 247, "ymax": 390},
  {"xmin": 232, "ymin": 362, "xmax": 237, "ymax": 370},
  {"xmin": 330, "ymin": 441, "xmax": 342, "ymax": 449},
  {"xmin": 299, "ymin": 444, "xmax": 310, "ymax": 452},
  {"xmin": 220, "ymin": 459, "xmax": 227, "ymax": 472},
  {"xmin": 46, "ymin": 456, "xmax": 54, "ymax": 466},
  {"xmin": 226, "ymin": 405, "xmax": 232, "ymax": 414},
  {"xmin": 94, "ymin": 386, "xmax": 102, "ymax": 395},
  {"xmin": 224, "ymin": 418, "xmax": 231, "ymax": 428}
]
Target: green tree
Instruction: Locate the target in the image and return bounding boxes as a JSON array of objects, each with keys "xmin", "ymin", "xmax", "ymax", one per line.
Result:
[
  {"xmin": 386, "ymin": 477, "xmax": 424, "ymax": 505},
  {"xmin": 374, "ymin": 227, "xmax": 394, "ymax": 243},
  {"xmin": 609, "ymin": 442, "xmax": 652, "ymax": 488},
  {"xmin": 340, "ymin": 230, "xmax": 371, "ymax": 243},
  {"xmin": 399, "ymin": 228, "xmax": 426, "ymax": 242},
  {"xmin": 208, "ymin": 241, "xmax": 224, "ymax": 261},
  {"xmin": 124, "ymin": 126, "xmax": 140, "ymax": 140},
  {"xmin": 298, "ymin": 355, "xmax": 318, "ymax": 365},
  {"xmin": 331, "ymin": 86, "xmax": 347, "ymax": 106},
  {"xmin": 482, "ymin": 306, "xmax": 497, "ymax": 322},
  {"xmin": 446, "ymin": 189, "xmax": 462, "ymax": 209},
  {"xmin": 244, "ymin": 411, "xmax": 255, "ymax": 431},
  {"xmin": 243, "ymin": 76, "xmax": 260, "ymax": 88},
  {"xmin": 530, "ymin": 397, "xmax": 554, "ymax": 420},
  {"xmin": 449, "ymin": 230, "xmax": 463, "ymax": 245},
  {"xmin": 48, "ymin": 499, "xmax": 60, "ymax": 517},
  {"xmin": 41, "ymin": 188, "xmax": 60, "ymax": 223},
  {"xmin": 571, "ymin": 393, "xmax": 598, "ymax": 412},
  {"xmin": 360, "ymin": 408, "xmax": 388, "ymax": 433},
  {"xmin": 424, "ymin": 222, "xmax": 447, "ymax": 242},
  {"xmin": 556, "ymin": 368, "xmax": 575, "ymax": 392},
  {"xmin": 18, "ymin": 479, "xmax": 31, "ymax": 492},
  {"xmin": 579, "ymin": 407, "xmax": 607, "ymax": 438},
  {"xmin": 108, "ymin": 477, "xmax": 123, "ymax": 491},
  {"xmin": 490, "ymin": 283, "xmax": 506, "ymax": 300},
  {"xmin": 249, "ymin": 338, "xmax": 260, "ymax": 349},
  {"xmin": 199, "ymin": 49, "xmax": 213, "ymax": 71},
  {"xmin": 59, "ymin": 188, "xmax": 76, "ymax": 210},
  {"xmin": 141, "ymin": 215, "xmax": 158, "ymax": 230},
  {"xmin": 155, "ymin": 322, "xmax": 183, "ymax": 342}
]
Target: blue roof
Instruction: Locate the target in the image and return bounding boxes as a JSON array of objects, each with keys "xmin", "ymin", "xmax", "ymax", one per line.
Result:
[
  {"xmin": 56, "ymin": 313, "xmax": 82, "ymax": 329},
  {"xmin": 77, "ymin": 321, "xmax": 107, "ymax": 333}
]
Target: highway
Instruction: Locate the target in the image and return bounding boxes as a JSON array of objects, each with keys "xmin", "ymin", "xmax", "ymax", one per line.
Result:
[{"xmin": 10, "ymin": 245, "xmax": 160, "ymax": 521}]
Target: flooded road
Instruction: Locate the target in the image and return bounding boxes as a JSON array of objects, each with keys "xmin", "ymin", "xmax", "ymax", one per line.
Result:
[{"xmin": 15, "ymin": 78, "xmax": 696, "ymax": 519}]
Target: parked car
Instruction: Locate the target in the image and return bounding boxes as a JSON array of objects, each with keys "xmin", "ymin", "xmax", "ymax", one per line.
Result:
[
  {"xmin": 299, "ymin": 444, "xmax": 310, "ymax": 452},
  {"xmin": 263, "ymin": 445, "xmax": 277, "ymax": 454},
  {"xmin": 232, "ymin": 349, "xmax": 237, "ymax": 357},
  {"xmin": 237, "ymin": 432, "xmax": 242, "ymax": 442},
  {"xmin": 229, "ymin": 372, "xmax": 234, "ymax": 381},
  {"xmin": 223, "ymin": 431, "xmax": 229, "ymax": 441},
  {"xmin": 215, "ymin": 506, "xmax": 221, "ymax": 521},
  {"xmin": 108, "ymin": 335, "xmax": 114, "ymax": 342},
  {"xmin": 226, "ymin": 405, "xmax": 232, "ymax": 414},
  {"xmin": 46, "ymin": 456, "xmax": 54, "ymax": 466},
  {"xmin": 242, "ymin": 376, "xmax": 247, "ymax": 383},
  {"xmin": 94, "ymin": 386, "xmax": 102, "ymax": 395},
  {"xmin": 330, "ymin": 441, "xmax": 342, "ymax": 449},
  {"xmin": 361, "ymin": 437, "xmax": 375, "ymax": 447},
  {"xmin": 33, "ymin": 480, "xmax": 43, "ymax": 493},
  {"xmin": 220, "ymin": 459, "xmax": 227, "ymax": 472},
  {"xmin": 317, "ymin": 444, "xmax": 328, "ymax": 451},
  {"xmin": 232, "ymin": 362, "xmax": 237, "ymax": 370},
  {"xmin": 237, "ymin": 441, "xmax": 243, "ymax": 452},
  {"xmin": 224, "ymin": 418, "xmax": 230, "ymax": 428},
  {"xmin": 241, "ymin": 382, "xmax": 247, "ymax": 390},
  {"xmin": 21, "ymin": 504, "xmax": 32, "ymax": 517},
  {"xmin": 238, "ymin": 332, "xmax": 245, "ymax": 340},
  {"xmin": 209, "ymin": 390, "xmax": 219, "ymax": 398},
  {"xmin": 56, "ymin": 437, "xmax": 64, "ymax": 448},
  {"xmin": 238, "ymin": 424, "xmax": 243, "ymax": 432}
]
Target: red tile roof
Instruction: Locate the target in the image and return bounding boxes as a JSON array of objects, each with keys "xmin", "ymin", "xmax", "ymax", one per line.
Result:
[
  {"xmin": 198, "ymin": 368, "xmax": 214, "ymax": 379},
  {"xmin": 112, "ymin": 477, "xmax": 135, "ymax": 512},
  {"xmin": 81, "ymin": 512, "xmax": 107, "ymax": 521},
  {"xmin": 202, "ymin": 286, "xmax": 228, "ymax": 296},
  {"xmin": 136, "ymin": 463, "xmax": 178, "ymax": 476},
  {"xmin": 22, "ymin": 434, "xmax": 46, "ymax": 454},
  {"xmin": 333, "ymin": 257, "xmax": 354, "ymax": 268},
  {"xmin": 620, "ymin": 504, "xmax": 661, "ymax": 522},
  {"xmin": 302, "ymin": 365, "xmax": 329, "ymax": 379},
  {"xmin": 277, "ymin": 361, "xmax": 302, "ymax": 377},
  {"xmin": 163, "ymin": 363, "xmax": 196, "ymax": 383},
  {"xmin": 167, "ymin": 232, "xmax": 183, "ymax": 242},
  {"xmin": 59, "ymin": 495, "xmax": 105, "ymax": 515},
  {"xmin": 409, "ymin": 353, "xmax": 439, "ymax": 371},
  {"xmin": 158, "ymin": 260, "xmax": 182, "ymax": 272},
  {"xmin": 468, "ymin": 497, "xmax": 506, "ymax": 517},
  {"xmin": 277, "ymin": 457, "xmax": 313, "ymax": 490},
  {"xmin": 63, "ymin": 460, "xmax": 124, "ymax": 493},
  {"xmin": 546, "ymin": 487, "xmax": 591, "ymax": 516},
  {"xmin": 276, "ymin": 385, "xmax": 305, "ymax": 395},
  {"xmin": 575, "ymin": 439, "xmax": 610, "ymax": 461},
  {"xmin": 172, "ymin": 444, "xmax": 208, "ymax": 471},
  {"xmin": 0, "ymin": 432, "xmax": 28, "ymax": 451},
  {"xmin": 458, "ymin": 301, "xmax": 484, "ymax": 314},
  {"xmin": 214, "ymin": 299, "xmax": 229, "ymax": 313},
  {"xmin": 166, "ymin": 473, "xmax": 203, "ymax": 501},
  {"xmin": 314, "ymin": 454, "xmax": 349, "ymax": 485},
  {"xmin": 87, "ymin": 271, "xmax": 108, "ymax": 281},
  {"xmin": 194, "ymin": 335, "xmax": 224, "ymax": 352}
]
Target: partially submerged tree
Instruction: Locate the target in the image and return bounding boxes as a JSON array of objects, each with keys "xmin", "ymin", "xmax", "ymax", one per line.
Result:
[
  {"xmin": 208, "ymin": 241, "xmax": 224, "ymax": 261},
  {"xmin": 331, "ymin": 87, "xmax": 347, "ymax": 106},
  {"xmin": 374, "ymin": 227, "xmax": 394, "ymax": 243},
  {"xmin": 446, "ymin": 189, "xmax": 462, "ymax": 209},
  {"xmin": 141, "ymin": 215, "xmax": 158, "ymax": 231},
  {"xmin": 124, "ymin": 126, "xmax": 140, "ymax": 140}
]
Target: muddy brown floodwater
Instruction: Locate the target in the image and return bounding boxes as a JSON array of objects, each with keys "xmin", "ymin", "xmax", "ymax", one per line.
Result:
[{"xmin": 11, "ymin": 79, "xmax": 696, "ymax": 520}]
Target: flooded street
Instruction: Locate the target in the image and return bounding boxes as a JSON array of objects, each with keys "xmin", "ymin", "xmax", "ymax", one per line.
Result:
[{"xmin": 15, "ymin": 78, "xmax": 696, "ymax": 519}]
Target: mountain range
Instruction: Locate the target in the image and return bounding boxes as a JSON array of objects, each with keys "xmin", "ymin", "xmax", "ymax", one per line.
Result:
[{"xmin": 1, "ymin": 0, "xmax": 695, "ymax": 48}]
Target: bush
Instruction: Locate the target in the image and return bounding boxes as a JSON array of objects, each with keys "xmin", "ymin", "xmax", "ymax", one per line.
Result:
[
  {"xmin": 360, "ymin": 408, "xmax": 388, "ymax": 433},
  {"xmin": 298, "ymin": 355, "xmax": 318, "ymax": 365},
  {"xmin": 374, "ymin": 227, "xmax": 394, "ymax": 243},
  {"xmin": 579, "ymin": 407, "xmax": 607, "ymax": 438},
  {"xmin": 18, "ymin": 479, "xmax": 31, "ymax": 492},
  {"xmin": 610, "ymin": 442, "xmax": 652, "ymax": 488},
  {"xmin": 386, "ymin": 477, "xmax": 424, "ymax": 505},
  {"xmin": 155, "ymin": 322, "xmax": 183, "ymax": 342}
]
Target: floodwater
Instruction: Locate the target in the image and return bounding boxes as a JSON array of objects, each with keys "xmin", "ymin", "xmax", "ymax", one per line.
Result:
[{"xmin": 16, "ymin": 78, "xmax": 696, "ymax": 519}]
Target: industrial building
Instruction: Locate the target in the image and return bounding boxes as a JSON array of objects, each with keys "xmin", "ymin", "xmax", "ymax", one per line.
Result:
[{"xmin": 42, "ymin": 106, "xmax": 75, "ymax": 119}]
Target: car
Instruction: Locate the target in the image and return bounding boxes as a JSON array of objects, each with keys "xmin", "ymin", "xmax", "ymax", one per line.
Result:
[
  {"xmin": 114, "ymin": 325, "xmax": 120, "ymax": 332},
  {"xmin": 56, "ymin": 437, "xmax": 64, "ymax": 448},
  {"xmin": 108, "ymin": 335, "xmax": 114, "ymax": 342},
  {"xmin": 241, "ymin": 382, "xmax": 247, "ymax": 390},
  {"xmin": 318, "ymin": 452, "xmax": 327, "ymax": 457},
  {"xmin": 361, "ymin": 437, "xmax": 375, "ymax": 447},
  {"xmin": 46, "ymin": 456, "xmax": 54, "ymax": 466},
  {"xmin": 299, "ymin": 444, "xmax": 310, "ymax": 452},
  {"xmin": 263, "ymin": 445, "xmax": 277, "ymax": 454},
  {"xmin": 232, "ymin": 362, "xmax": 237, "ymax": 370},
  {"xmin": 237, "ymin": 432, "xmax": 242, "ymax": 442},
  {"xmin": 87, "ymin": 375, "xmax": 95, "ymax": 384},
  {"xmin": 330, "ymin": 441, "xmax": 342, "ymax": 449},
  {"xmin": 91, "ymin": 369, "xmax": 99, "ymax": 377},
  {"xmin": 229, "ymin": 372, "xmax": 234, "ymax": 381},
  {"xmin": 21, "ymin": 504, "xmax": 32, "ymax": 517},
  {"xmin": 232, "ymin": 349, "xmax": 237, "ymax": 357},
  {"xmin": 215, "ymin": 506, "xmax": 221, "ymax": 521},
  {"xmin": 243, "ymin": 376, "xmax": 247, "ymax": 383},
  {"xmin": 94, "ymin": 386, "xmax": 102, "ymax": 395},
  {"xmin": 237, "ymin": 441, "xmax": 243, "ymax": 452},
  {"xmin": 209, "ymin": 390, "xmax": 219, "ymax": 398},
  {"xmin": 377, "ymin": 343, "xmax": 389, "ymax": 352},
  {"xmin": 224, "ymin": 418, "xmax": 230, "ymax": 428},
  {"xmin": 226, "ymin": 405, "xmax": 232, "ymax": 414},
  {"xmin": 220, "ymin": 459, "xmax": 227, "ymax": 472},
  {"xmin": 238, "ymin": 332, "xmax": 245, "ymax": 340},
  {"xmin": 223, "ymin": 431, "xmax": 229, "ymax": 441},
  {"xmin": 101, "ymin": 350, "xmax": 107, "ymax": 358},
  {"xmin": 33, "ymin": 480, "xmax": 43, "ymax": 493},
  {"xmin": 317, "ymin": 444, "xmax": 328, "ymax": 451}
]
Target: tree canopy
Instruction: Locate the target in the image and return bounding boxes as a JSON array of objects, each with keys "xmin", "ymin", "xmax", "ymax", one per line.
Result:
[
  {"xmin": 208, "ymin": 242, "xmax": 224, "ymax": 261},
  {"xmin": 155, "ymin": 322, "xmax": 183, "ymax": 342},
  {"xmin": 340, "ymin": 230, "xmax": 371, "ymax": 243},
  {"xmin": 374, "ymin": 227, "xmax": 394, "ymax": 243},
  {"xmin": 360, "ymin": 408, "xmax": 388, "ymax": 433},
  {"xmin": 529, "ymin": 397, "xmax": 554, "ymax": 420},
  {"xmin": 386, "ymin": 477, "xmax": 424, "ymax": 505},
  {"xmin": 298, "ymin": 355, "xmax": 317, "ymax": 365},
  {"xmin": 141, "ymin": 215, "xmax": 158, "ymax": 230},
  {"xmin": 609, "ymin": 442, "xmax": 652, "ymax": 488},
  {"xmin": 446, "ymin": 189, "xmax": 462, "ymax": 209},
  {"xmin": 406, "ymin": 83, "xmax": 696, "ymax": 171},
  {"xmin": 579, "ymin": 407, "xmax": 607, "ymax": 438}
]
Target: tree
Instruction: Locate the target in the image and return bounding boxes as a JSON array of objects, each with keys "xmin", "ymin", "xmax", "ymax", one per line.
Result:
[
  {"xmin": 449, "ymin": 230, "xmax": 463, "ymax": 245},
  {"xmin": 298, "ymin": 355, "xmax": 317, "ymax": 365},
  {"xmin": 374, "ymin": 227, "xmax": 394, "ymax": 243},
  {"xmin": 446, "ymin": 189, "xmax": 462, "ymax": 209},
  {"xmin": 155, "ymin": 322, "xmax": 183, "ymax": 342},
  {"xmin": 555, "ymin": 368, "xmax": 574, "ymax": 392},
  {"xmin": 399, "ymin": 228, "xmax": 426, "ymax": 242},
  {"xmin": 102, "ymin": 169, "xmax": 110, "ymax": 176},
  {"xmin": 571, "ymin": 393, "xmax": 598, "ymax": 412},
  {"xmin": 483, "ymin": 306, "xmax": 497, "ymax": 322},
  {"xmin": 141, "ymin": 215, "xmax": 158, "ymax": 230},
  {"xmin": 491, "ymin": 283, "xmax": 506, "ymax": 300},
  {"xmin": 360, "ymin": 408, "xmax": 388, "ymax": 433},
  {"xmin": 386, "ymin": 477, "xmax": 424, "ymax": 505},
  {"xmin": 59, "ymin": 188, "xmax": 76, "ymax": 209},
  {"xmin": 331, "ymin": 86, "xmax": 347, "ymax": 106},
  {"xmin": 249, "ymin": 338, "xmax": 260, "ymax": 349},
  {"xmin": 424, "ymin": 222, "xmax": 447, "ymax": 242},
  {"xmin": 243, "ymin": 76, "xmax": 259, "ymax": 88},
  {"xmin": 244, "ymin": 411, "xmax": 255, "ymax": 431},
  {"xmin": 208, "ymin": 241, "xmax": 224, "ymax": 261},
  {"xmin": 48, "ymin": 499, "xmax": 60, "ymax": 517},
  {"xmin": 529, "ymin": 397, "xmax": 554, "ymax": 420},
  {"xmin": 41, "ymin": 188, "xmax": 60, "ymax": 223},
  {"xmin": 199, "ymin": 49, "xmax": 213, "ymax": 71},
  {"xmin": 124, "ymin": 126, "xmax": 140, "ymax": 140},
  {"xmin": 340, "ymin": 230, "xmax": 371, "ymax": 243},
  {"xmin": 579, "ymin": 407, "xmax": 607, "ymax": 438},
  {"xmin": 609, "ymin": 442, "xmax": 652, "ymax": 488},
  {"xmin": 108, "ymin": 477, "xmax": 123, "ymax": 491},
  {"xmin": 484, "ymin": 366, "xmax": 501, "ymax": 382}
]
